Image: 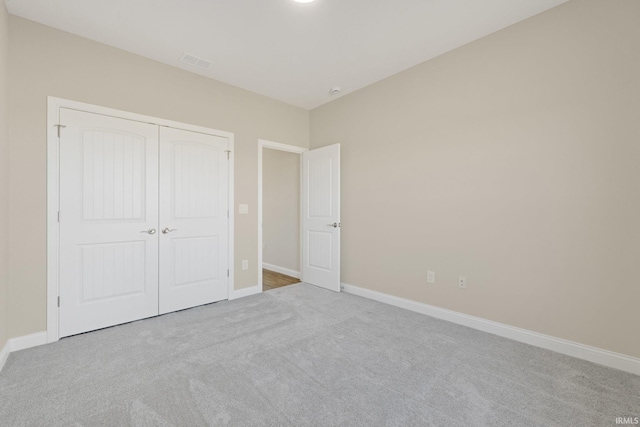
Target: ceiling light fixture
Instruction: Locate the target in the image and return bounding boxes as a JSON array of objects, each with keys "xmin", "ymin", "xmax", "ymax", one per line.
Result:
[
  {"xmin": 293, "ymin": 0, "xmax": 315, "ymax": 3},
  {"xmin": 329, "ymin": 87, "xmax": 341, "ymax": 96}
]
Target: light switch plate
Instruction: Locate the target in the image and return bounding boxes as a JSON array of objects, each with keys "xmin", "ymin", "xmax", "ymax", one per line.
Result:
[
  {"xmin": 239, "ymin": 204, "xmax": 249, "ymax": 214},
  {"xmin": 427, "ymin": 271, "xmax": 435, "ymax": 284}
]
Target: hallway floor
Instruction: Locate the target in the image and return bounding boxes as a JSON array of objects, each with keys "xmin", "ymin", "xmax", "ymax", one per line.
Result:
[{"xmin": 263, "ymin": 269, "xmax": 300, "ymax": 291}]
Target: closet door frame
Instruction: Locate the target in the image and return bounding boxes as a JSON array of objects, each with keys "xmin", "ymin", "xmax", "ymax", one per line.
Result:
[{"xmin": 46, "ymin": 97, "xmax": 235, "ymax": 343}]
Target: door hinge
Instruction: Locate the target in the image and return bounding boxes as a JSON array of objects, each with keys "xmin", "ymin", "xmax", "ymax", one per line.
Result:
[
  {"xmin": 54, "ymin": 124, "xmax": 66, "ymax": 138},
  {"xmin": 57, "ymin": 211, "xmax": 60, "ymax": 222},
  {"xmin": 57, "ymin": 296, "xmax": 60, "ymax": 307},
  {"xmin": 225, "ymin": 150, "xmax": 231, "ymax": 160},
  {"xmin": 227, "ymin": 269, "xmax": 229, "ymax": 277}
]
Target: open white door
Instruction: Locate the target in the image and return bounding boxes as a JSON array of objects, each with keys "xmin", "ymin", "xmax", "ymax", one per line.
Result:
[
  {"xmin": 158, "ymin": 127, "xmax": 230, "ymax": 314},
  {"xmin": 301, "ymin": 144, "xmax": 341, "ymax": 292},
  {"xmin": 59, "ymin": 109, "xmax": 159, "ymax": 337}
]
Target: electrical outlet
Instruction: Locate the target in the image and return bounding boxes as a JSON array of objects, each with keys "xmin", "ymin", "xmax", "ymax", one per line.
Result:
[
  {"xmin": 242, "ymin": 260, "xmax": 249, "ymax": 270},
  {"xmin": 458, "ymin": 276, "xmax": 467, "ymax": 289},
  {"xmin": 427, "ymin": 270, "xmax": 435, "ymax": 284}
]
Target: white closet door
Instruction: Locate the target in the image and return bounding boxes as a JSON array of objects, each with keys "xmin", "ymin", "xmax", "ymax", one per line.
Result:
[
  {"xmin": 59, "ymin": 109, "xmax": 159, "ymax": 337},
  {"xmin": 158, "ymin": 127, "xmax": 229, "ymax": 314},
  {"xmin": 301, "ymin": 144, "xmax": 341, "ymax": 292}
]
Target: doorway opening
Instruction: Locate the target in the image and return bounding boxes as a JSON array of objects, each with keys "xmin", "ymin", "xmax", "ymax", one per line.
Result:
[
  {"xmin": 258, "ymin": 140, "xmax": 307, "ymax": 291},
  {"xmin": 258, "ymin": 140, "xmax": 341, "ymax": 293}
]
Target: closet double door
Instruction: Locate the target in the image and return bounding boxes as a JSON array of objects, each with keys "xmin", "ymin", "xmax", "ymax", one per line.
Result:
[{"xmin": 58, "ymin": 109, "xmax": 229, "ymax": 337}]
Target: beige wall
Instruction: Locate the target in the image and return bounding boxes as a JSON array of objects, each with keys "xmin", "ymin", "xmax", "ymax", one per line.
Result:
[
  {"xmin": 7, "ymin": 16, "xmax": 309, "ymax": 338},
  {"xmin": 263, "ymin": 149, "xmax": 300, "ymax": 273},
  {"xmin": 0, "ymin": 3, "xmax": 9, "ymax": 350},
  {"xmin": 311, "ymin": 0, "xmax": 640, "ymax": 358}
]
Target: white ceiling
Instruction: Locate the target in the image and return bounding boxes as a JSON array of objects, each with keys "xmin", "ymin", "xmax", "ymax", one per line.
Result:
[{"xmin": 5, "ymin": 0, "xmax": 567, "ymax": 109}]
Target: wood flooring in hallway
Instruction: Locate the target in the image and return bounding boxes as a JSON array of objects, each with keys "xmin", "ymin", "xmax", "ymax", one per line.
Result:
[{"xmin": 263, "ymin": 269, "xmax": 300, "ymax": 291}]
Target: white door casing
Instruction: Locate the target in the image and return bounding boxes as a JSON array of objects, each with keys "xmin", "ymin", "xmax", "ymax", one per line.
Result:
[
  {"xmin": 301, "ymin": 144, "xmax": 341, "ymax": 292},
  {"xmin": 58, "ymin": 108, "xmax": 160, "ymax": 337},
  {"xmin": 158, "ymin": 127, "xmax": 230, "ymax": 314}
]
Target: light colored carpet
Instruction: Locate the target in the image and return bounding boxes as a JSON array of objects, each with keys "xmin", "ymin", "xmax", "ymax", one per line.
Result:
[{"xmin": 0, "ymin": 283, "xmax": 638, "ymax": 426}]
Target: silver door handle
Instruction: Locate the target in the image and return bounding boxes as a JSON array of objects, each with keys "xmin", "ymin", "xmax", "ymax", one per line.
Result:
[
  {"xmin": 162, "ymin": 228, "xmax": 177, "ymax": 234},
  {"xmin": 327, "ymin": 222, "xmax": 341, "ymax": 228},
  {"xmin": 142, "ymin": 228, "xmax": 156, "ymax": 235}
]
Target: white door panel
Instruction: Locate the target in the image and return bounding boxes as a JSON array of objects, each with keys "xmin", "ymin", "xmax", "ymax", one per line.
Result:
[
  {"xmin": 159, "ymin": 127, "xmax": 229, "ymax": 314},
  {"xmin": 59, "ymin": 108, "xmax": 159, "ymax": 337},
  {"xmin": 302, "ymin": 144, "xmax": 340, "ymax": 292}
]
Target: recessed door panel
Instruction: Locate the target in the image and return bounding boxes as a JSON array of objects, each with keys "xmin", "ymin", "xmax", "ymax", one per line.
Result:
[
  {"xmin": 81, "ymin": 131, "xmax": 146, "ymax": 221},
  {"xmin": 173, "ymin": 142, "xmax": 220, "ymax": 219},
  {"xmin": 308, "ymin": 156, "xmax": 333, "ymax": 218},
  {"xmin": 308, "ymin": 231, "xmax": 332, "ymax": 271},
  {"xmin": 172, "ymin": 236, "xmax": 219, "ymax": 286},
  {"xmin": 80, "ymin": 241, "xmax": 146, "ymax": 301}
]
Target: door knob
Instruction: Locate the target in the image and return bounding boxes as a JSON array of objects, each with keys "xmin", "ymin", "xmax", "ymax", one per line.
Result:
[
  {"xmin": 141, "ymin": 228, "xmax": 156, "ymax": 235},
  {"xmin": 327, "ymin": 222, "xmax": 341, "ymax": 228},
  {"xmin": 162, "ymin": 228, "xmax": 177, "ymax": 234}
]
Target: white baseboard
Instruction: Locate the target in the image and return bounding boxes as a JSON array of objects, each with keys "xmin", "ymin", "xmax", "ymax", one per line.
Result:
[
  {"xmin": 0, "ymin": 331, "xmax": 48, "ymax": 374},
  {"xmin": 341, "ymin": 282, "xmax": 640, "ymax": 376},
  {"xmin": 229, "ymin": 285, "xmax": 262, "ymax": 300},
  {"xmin": 9, "ymin": 332, "xmax": 48, "ymax": 352},
  {"xmin": 0, "ymin": 340, "xmax": 9, "ymax": 372},
  {"xmin": 262, "ymin": 263, "xmax": 300, "ymax": 279}
]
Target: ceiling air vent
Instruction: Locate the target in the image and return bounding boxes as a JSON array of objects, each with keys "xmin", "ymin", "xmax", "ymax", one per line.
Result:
[{"xmin": 179, "ymin": 53, "xmax": 213, "ymax": 70}]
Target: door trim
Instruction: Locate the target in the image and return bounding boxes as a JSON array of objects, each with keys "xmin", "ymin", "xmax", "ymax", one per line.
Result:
[
  {"xmin": 257, "ymin": 139, "xmax": 308, "ymax": 292},
  {"xmin": 46, "ymin": 97, "xmax": 235, "ymax": 343}
]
